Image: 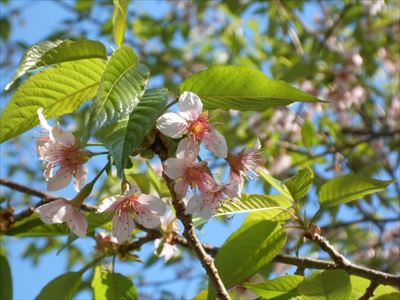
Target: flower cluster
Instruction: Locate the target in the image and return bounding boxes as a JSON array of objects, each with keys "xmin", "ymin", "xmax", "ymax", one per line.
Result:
[{"xmin": 157, "ymin": 92, "xmax": 264, "ymax": 218}]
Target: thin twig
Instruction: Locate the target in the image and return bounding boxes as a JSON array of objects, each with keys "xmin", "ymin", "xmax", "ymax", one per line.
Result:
[{"xmin": 358, "ymin": 280, "xmax": 379, "ymax": 300}]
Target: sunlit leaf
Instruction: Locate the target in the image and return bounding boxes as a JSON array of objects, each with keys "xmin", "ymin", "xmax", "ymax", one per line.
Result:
[
  {"xmin": 285, "ymin": 167, "xmax": 314, "ymax": 201},
  {"xmin": 0, "ymin": 58, "xmax": 106, "ymax": 143},
  {"xmin": 349, "ymin": 275, "xmax": 399, "ymax": 300},
  {"xmin": 36, "ymin": 272, "xmax": 82, "ymax": 300},
  {"xmin": 319, "ymin": 174, "xmax": 394, "ymax": 208},
  {"xmin": 259, "ymin": 169, "xmax": 294, "ymax": 201},
  {"xmin": 0, "ymin": 254, "xmax": 12, "ymax": 300},
  {"xmin": 112, "ymin": 0, "xmax": 129, "ymax": 47},
  {"xmin": 179, "ymin": 66, "xmax": 320, "ymax": 111},
  {"xmin": 244, "ymin": 275, "xmax": 303, "ymax": 299}
]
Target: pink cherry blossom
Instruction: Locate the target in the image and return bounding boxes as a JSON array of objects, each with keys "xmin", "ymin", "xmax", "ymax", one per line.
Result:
[
  {"xmin": 186, "ymin": 178, "xmax": 242, "ymax": 219},
  {"xmin": 230, "ymin": 273, "xmax": 264, "ymax": 300},
  {"xmin": 36, "ymin": 108, "xmax": 91, "ymax": 192},
  {"xmin": 163, "ymin": 155, "xmax": 217, "ymax": 197},
  {"xmin": 154, "ymin": 211, "xmax": 181, "ymax": 261},
  {"xmin": 97, "ymin": 189, "xmax": 166, "ymax": 243},
  {"xmin": 227, "ymin": 140, "xmax": 264, "ymax": 181},
  {"xmin": 35, "ymin": 199, "xmax": 87, "ymax": 237},
  {"xmin": 156, "ymin": 91, "xmax": 228, "ymax": 157}
]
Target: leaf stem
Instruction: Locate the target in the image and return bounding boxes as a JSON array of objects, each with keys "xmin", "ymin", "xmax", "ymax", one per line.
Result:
[
  {"xmin": 79, "ymin": 255, "xmax": 105, "ymax": 274},
  {"xmin": 86, "ymin": 143, "xmax": 104, "ymax": 147},
  {"xmin": 90, "ymin": 151, "xmax": 109, "ymax": 157}
]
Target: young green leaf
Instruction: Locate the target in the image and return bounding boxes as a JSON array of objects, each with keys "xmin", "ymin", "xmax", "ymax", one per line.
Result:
[
  {"xmin": 36, "ymin": 272, "xmax": 82, "ymax": 300},
  {"xmin": 103, "ymin": 88, "xmax": 168, "ymax": 176},
  {"xmin": 349, "ymin": 276, "xmax": 399, "ymax": 300},
  {"xmin": 112, "ymin": 0, "xmax": 129, "ymax": 47},
  {"xmin": 179, "ymin": 66, "xmax": 320, "ymax": 111},
  {"xmin": 0, "ymin": 58, "xmax": 106, "ymax": 144},
  {"xmin": 297, "ymin": 270, "xmax": 351, "ymax": 300},
  {"xmin": 91, "ymin": 266, "xmax": 138, "ymax": 300},
  {"xmin": 5, "ymin": 39, "xmax": 107, "ymax": 90},
  {"xmin": 319, "ymin": 174, "xmax": 394, "ymax": 208},
  {"xmin": 86, "ymin": 46, "xmax": 149, "ymax": 139},
  {"xmin": 0, "ymin": 254, "xmax": 12, "ymax": 300},
  {"xmin": 259, "ymin": 169, "xmax": 294, "ymax": 201},
  {"xmin": 244, "ymin": 275, "xmax": 303, "ymax": 299},
  {"xmin": 214, "ymin": 220, "xmax": 287, "ymax": 290},
  {"xmin": 285, "ymin": 167, "xmax": 314, "ymax": 202}
]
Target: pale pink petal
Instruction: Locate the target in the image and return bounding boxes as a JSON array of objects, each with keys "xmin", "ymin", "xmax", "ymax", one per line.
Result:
[
  {"xmin": 186, "ymin": 195, "xmax": 213, "ymax": 219},
  {"xmin": 97, "ymin": 196, "xmax": 123, "ymax": 213},
  {"xmin": 112, "ymin": 210, "xmax": 135, "ymax": 243},
  {"xmin": 203, "ymin": 129, "xmax": 228, "ymax": 158},
  {"xmin": 163, "ymin": 158, "xmax": 187, "ymax": 180},
  {"xmin": 36, "ymin": 136, "xmax": 49, "ymax": 160},
  {"xmin": 160, "ymin": 243, "xmax": 180, "ymax": 261},
  {"xmin": 223, "ymin": 179, "xmax": 242, "ymax": 198},
  {"xmin": 37, "ymin": 108, "xmax": 52, "ymax": 132},
  {"xmin": 254, "ymin": 139, "xmax": 261, "ymax": 150},
  {"xmin": 64, "ymin": 206, "xmax": 87, "ymax": 238},
  {"xmin": 174, "ymin": 180, "xmax": 189, "ymax": 198},
  {"xmin": 176, "ymin": 137, "xmax": 200, "ymax": 159},
  {"xmin": 43, "ymin": 163, "xmax": 53, "ymax": 180},
  {"xmin": 138, "ymin": 194, "xmax": 166, "ymax": 215},
  {"xmin": 136, "ymin": 210, "xmax": 162, "ymax": 229},
  {"xmin": 47, "ymin": 166, "xmax": 73, "ymax": 191},
  {"xmin": 74, "ymin": 164, "xmax": 87, "ymax": 192},
  {"xmin": 35, "ymin": 199, "xmax": 69, "ymax": 224},
  {"xmin": 50, "ymin": 125, "xmax": 75, "ymax": 147},
  {"xmin": 156, "ymin": 112, "xmax": 188, "ymax": 138},
  {"xmin": 177, "ymin": 91, "xmax": 203, "ymax": 121}
]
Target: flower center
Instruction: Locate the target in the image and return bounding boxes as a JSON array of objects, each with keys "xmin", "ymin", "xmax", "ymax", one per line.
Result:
[{"xmin": 188, "ymin": 112, "xmax": 210, "ymax": 140}]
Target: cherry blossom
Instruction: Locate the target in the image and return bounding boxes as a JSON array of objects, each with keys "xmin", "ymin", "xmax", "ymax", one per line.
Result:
[
  {"xmin": 186, "ymin": 178, "xmax": 242, "ymax": 219},
  {"xmin": 97, "ymin": 188, "xmax": 166, "ymax": 243},
  {"xmin": 227, "ymin": 140, "xmax": 264, "ymax": 181},
  {"xmin": 154, "ymin": 211, "xmax": 181, "ymax": 261},
  {"xmin": 230, "ymin": 273, "xmax": 264, "ymax": 300},
  {"xmin": 156, "ymin": 91, "xmax": 228, "ymax": 158},
  {"xmin": 36, "ymin": 108, "xmax": 91, "ymax": 192},
  {"xmin": 35, "ymin": 199, "xmax": 87, "ymax": 237},
  {"xmin": 163, "ymin": 155, "xmax": 216, "ymax": 197}
]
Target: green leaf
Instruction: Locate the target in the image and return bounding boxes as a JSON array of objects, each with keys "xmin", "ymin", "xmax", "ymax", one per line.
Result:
[
  {"xmin": 375, "ymin": 293, "xmax": 400, "ymax": 300},
  {"xmin": 0, "ymin": 58, "xmax": 106, "ymax": 143},
  {"xmin": 301, "ymin": 119, "xmax": 316, "ymax": 149},
  {"xmin": 259, "ymin": 169, "xmax": 294, "ymax": 201},
  {"xmin": 103, "ymin": 88, "xmax": 168, "ymax": 176},
  {"xmin": 112, "ymin": 0, "xmax": 129, "ymax": 47},
  {"xmin": 0, "ymin": 254, "xmax": 12, "ymax": 300},
  {"xmin": 297, "ymin": 270, "xmax": 351, "ymax": 300},
  {"xmin": 36, "ymin": 272, "xmax": 82, "ymax": 300},
  {"xmin": 244, "ymin": 275, "xmax": 303, "ymax": 299},
  {"xmin": 91, "ymin": 266, "xmax": 138, "ymax": 300},
  {"xmin": 214, "ymin": 220, "xmax": 287, "ymax": 290},
  {"xmin": 319, "ymin": 174, "xmax": 394, "ymax": 208},
  {"xmin": 76, "ymin": 0, "xmax": 94, "ymax": 12},
  {"xmin": 349, "ymin": 276, "xmax": 399, "ymax": 300},
  {"xmin": 0, "ymin": 18, "xmax": 10, "ymax": 42},
  {"xmin": 285, "ymin": 167, "xmax": 314, "ymax": 202},
  {"xmin": 86, "ymin": 46, "xmax": 149, "ymax": 139},
  {"xmin": 5, "ymin": 39, "xmax": 106, "ymax": 90},
  {"xmin": 179, "ymin": 66, "xmax": 320, "ymax": 111}
]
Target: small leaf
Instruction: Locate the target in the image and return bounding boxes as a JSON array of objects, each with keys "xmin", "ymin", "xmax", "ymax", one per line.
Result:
[
  {"xmin": 36, "ymin": 272, "xmax": 82, "ymax": 300},
  {"xmin": 244, "ymin": 275, "xmax": 303, "ymax": 299},
  {"xmin": 5, "ymin": 39, "xmax": 106, "ymax": 90},
  {"xmin": 297, "ymin": 270, "xmax": 351, "ymax": 300},
  {"xmin": 0, "ymin": 254, "xmax": 12, "ymax": 300},
  {"xmin": 259, "ymin": 169, "xmax": 294, "ymax": 201},
  {"xmin": 214, "ymin": 220, "xmax": 287, "ymax": 290},
  {"xmin": 103, "ymin": 88, "xmax": 168, "ymax": 176},
  {"xmin": 0, "ymin": 58, "xmax": 106, "ymax": 143},
  {"xmin": 319, "ymin": 174, "xmax": 394, "ymax": 208},
  {"xmin": 179, "ymin": 66, "xmax": 320, "ymax": 111},
  {"xmin": 0, "ymin": 18, "xmax": 10, "ymax": 42},
  {"xmin": 91, "ymin": 266, "xmax": 138, "ymax": 300},
  {"xmin": 86, "ymin": 46, "xmax": 149, "ymax": 139},
  {"xmin": 301, "ymin": 119, "xmax": 316, "ymax": 149},
  {"xmin": 75, "ymin": 0, "xmax": 94, "ymax": 12},
  {"xmin": 285, "ymin": 167, "xmax": 314, "ymax": 201},
  {"xmin": 112, "ymin": 0, "xmax": 129, "ymax": 47}
]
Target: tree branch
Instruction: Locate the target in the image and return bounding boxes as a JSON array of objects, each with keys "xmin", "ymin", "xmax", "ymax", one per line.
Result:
[{"xmin": 358, "ymin": 281, "xmax": 379, "ymax": 300}]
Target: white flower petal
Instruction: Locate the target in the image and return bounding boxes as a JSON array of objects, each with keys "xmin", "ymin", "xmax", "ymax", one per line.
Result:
[
  {"xmin": 176, "ymin": 137, "xmax": 199, "ymax": 159},
  {"xmin": 136, "ymin": 210, "xmax": 161, "ymax": 229},
  {"xmin": 156, "ymin": 112, "xmax": 187, "ymax": 138},
  {"xmin": 185, "ymin": 195, "xmax": 202, "ymax": 215},
  {"xmin": 138, "ymin": 194, "xmax": 166, "ymax": 215},
  {"xmin": 174, "ymin": 180, "xmax": 189, "ymax": 198},
  {"xmin": 50, "ymin": 125, "xmax": 75, "ymax": 147},
  {"xmin": 37, "ymin": 108, "xmax": 52, "ymax": 132},
  {"xmin": 64, "ymin": 206, "xmax": 88, "ymax": 238},
  {"xmin": 163, "ymin": 158, "xmax": 186, "ymax": 180},
  {"xmin": 112, "ymin": 211, "xmax": 135, "ymax": 243},
  {"xmin": 43, "ymin": 163, "xmax": 53, "ymax": 180},
  {"xmin": 203, "ymin": 129, "xmax": 228, "ymax": 158},
  {"xmin": 74, "ymin": 164, "xmax": 87, "ymax": 192},
  {"xmin": 35, "ymin": 199, "xmax": 68, "ymax": 224},
  {"xmin": 97, "ymin": 196, "xmax": 122, "ymax": 213},
  {"xmin": 47, "ymin": 167, "xmax": 73, "ymax": 191},
  {"xmin": 178, "ymin": 91, "xmax": 203, "ymax": 121}
]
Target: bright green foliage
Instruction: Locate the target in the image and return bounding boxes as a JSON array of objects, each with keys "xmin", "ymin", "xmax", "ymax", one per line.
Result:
[
  {"xmin": 103, "ymin": 88, "xmax": 168, "ymax": 176},
  {"xmin": 112, "ymin": 0, "xmax": 129, "ymax": 47},
  {"xmin": 319, "ymin": 174, "xmax": 394, "ymax": 208},
  {"xmin": 285, "ymin": 167, "xmax": 314, "ymax": 202},
  {"xmin": 36, "ymin": 272, "xmax": 82, "ymax": 300},
  {"xmin": 349, "ymin": 276, "xmax": 399, "ymax": 300},
  {"xmin": 213, "ymin": 220, "xmax": 287, "ymax": 291},
  {"xmin": 244, "ymin": 275, "xmax": 303, "ymax": 299},
  {"xmin": 375, "ymin": 293, "xmax": 400, "ymax": 300},
  {"xmin": 0, "ymin": 58, "xmax": 106, "ymax": 143},
  {"xmin": 259, "ymin": 169, "xmax": 294, "ymax": 201},
  {"xmin": 297, "ymin": 270, "xmax": 351, "ymax": 300},
  {"xmin": 86, "ymin": 46, "xmax": 149, "ymax": 139},
  {"xmin": 0, "ymin": 254, "xmax": 12, "ymax": 300},
  {"xmin": 5, "ymin": 39, "xmax": 107, "ymax": 90},
  {"xmin": 92, "ymin": 266, "xmax": 138, "ymax": 300},
  {"xmin": 179, "ymin": 66, "xmax": 320, "ymax": 111}
]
